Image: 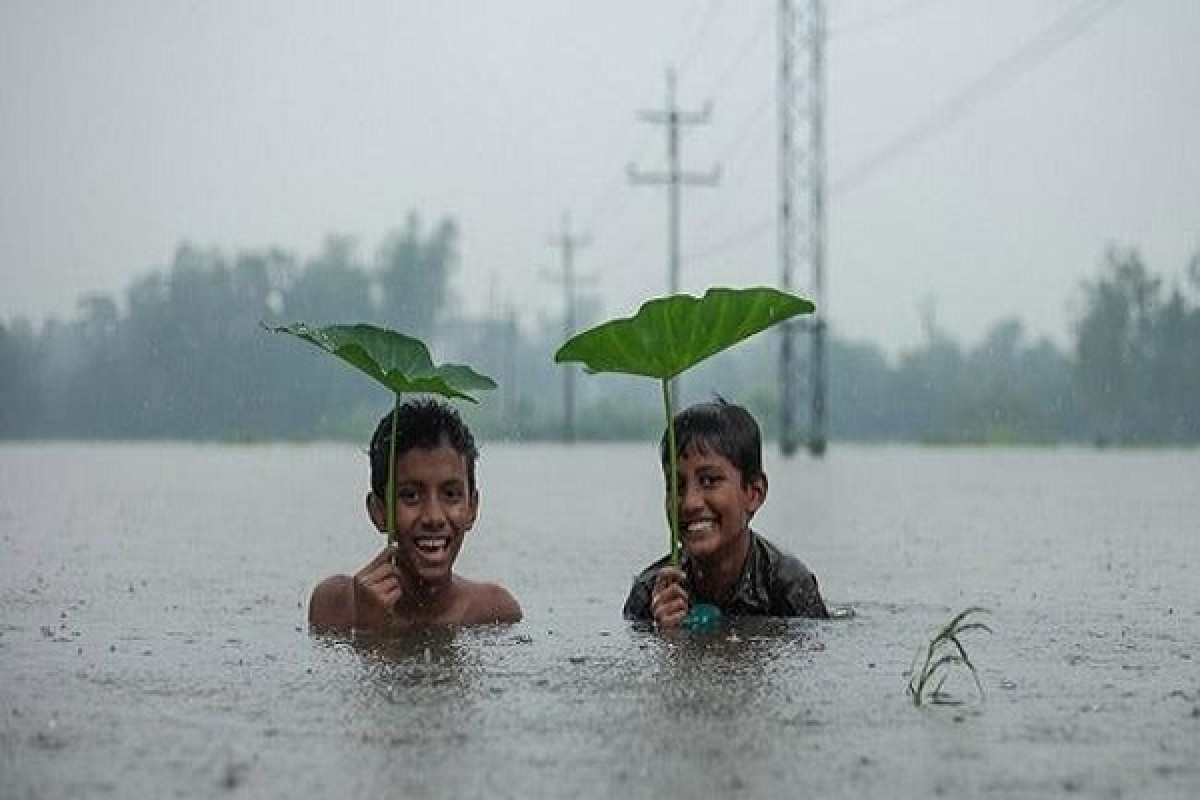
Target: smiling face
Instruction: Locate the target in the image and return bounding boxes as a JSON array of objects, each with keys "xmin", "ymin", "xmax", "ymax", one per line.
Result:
[
  {"xmin": 368, "ymin": 443, "xmax": 479, "ymax": 590},
  {"xmin": 667, "ymin": 443, "xmax": 765, "ymax": 564}
]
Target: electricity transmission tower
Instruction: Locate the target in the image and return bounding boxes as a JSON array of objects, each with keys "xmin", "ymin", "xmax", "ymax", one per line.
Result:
[
  {"xmin": 778, "ymin": 0, "xmax": 827, "ymax": 457},
  {"xmin": 629, "ymin": 67, "xmax": 720, "ymax": 403},
  {"xmin": 542, "ymin": 212, "xmax": 593, "ymax": 443}
]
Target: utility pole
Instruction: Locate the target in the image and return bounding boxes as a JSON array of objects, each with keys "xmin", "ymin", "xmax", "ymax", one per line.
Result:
[
  {"xmin": 778, "ymin": 0, "xmax": 828, "ymax": 457},
  {"xmin": 502, "ymin": 305, "xmax": 519, "ymax": 435},
  {"xmin": 629, "ymin": 67, "xmax": 720, "ymax": 405},
  {"xmin": 542, "ymin": 212, "xmax": 593, "ymax": 444},
  {"xmin": 485, "ymin": 275, "xmax": 521, "ymax": 437}
]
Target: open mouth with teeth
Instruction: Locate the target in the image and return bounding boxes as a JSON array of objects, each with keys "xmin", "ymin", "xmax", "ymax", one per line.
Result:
[
  {"xmin": 682, "ymin": 518, "xmax": 716, "ymax": 539},
  {"xmin": 413, "ymin": 535, "xmax": 452, "ymax": 558}
]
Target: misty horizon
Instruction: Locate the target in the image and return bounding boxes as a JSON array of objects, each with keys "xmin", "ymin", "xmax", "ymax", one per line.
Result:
[{"xmin": 2, "ymin": 1, "xmax": 1198, "ymax": 357}]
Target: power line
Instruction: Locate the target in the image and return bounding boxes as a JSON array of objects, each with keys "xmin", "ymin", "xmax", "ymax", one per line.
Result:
[
  {"xmin": 628, "ymin": 68, "xmax": 721, "ymax": 297},
  {"xmin": 577, "ymin": 0, "xmax": 938, "ymax": 262},
  {"xmin": 686, "ymin": 217, "xmax": 773, "ymax": 263},
  {"xmin": 601, "ymin": 4, "xmax": 770, "ymax": 269},
  {"xmin": 691, "ymin": 86, "xmax": 774, "ymax": 234},
  {"xmin": 676, "ymin": 0, "xmax": 728, "ymax": 76},
  {"xmin": 831, "ymin": 0, "xmax": 1124, "ymax": 195},
  {"xmin": 674, "ymin": 0, "xmax": 776, "ymax": 226},
  {"xmin": 629, "ymin": 67, "xmax": 720, "ymax": 400},
  {"xmin": 581, "ymin": 3, "xmax": 771, "ymax": 257},
  {"xmin": 682, "ymin": 0, "xmax": 1125, "ymax": 263},
  {"xmin": 577, "ymin": 0, "xmax": 728, "ymax": 241},
  {"xmin": 700, "ymin": 1, "xmax": 774, "ymax": 98},
  {"xmin": 828, "ymin": 0, "xmax": 948, "ymax": 38}
]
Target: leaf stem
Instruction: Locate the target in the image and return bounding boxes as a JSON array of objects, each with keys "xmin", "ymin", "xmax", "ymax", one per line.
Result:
[
  {"xmin": 662, "ymin": 377, "xmax": 680, "ymax": 566},
  {"xmin": 387, "ymin": 394, "xmax": 399, "ymax": 547}
]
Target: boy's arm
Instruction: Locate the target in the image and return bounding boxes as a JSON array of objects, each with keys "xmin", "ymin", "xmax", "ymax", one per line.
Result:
[
  {"xmin": 649, "ymin": 566, "xmax": 689, "ymax": 627},
  {"xmin": 624, "ymin": 566, "xmax": 689, "ymax": 627},
  {"xmin": 308, "ymin": 546, "xmax": 403, "ymax": 633}
]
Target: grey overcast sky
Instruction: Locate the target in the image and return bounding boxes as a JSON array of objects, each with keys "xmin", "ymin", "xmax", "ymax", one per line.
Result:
[{"xmin": 2, "ymin": 0, "xmax": 1197, "ymax": 355}]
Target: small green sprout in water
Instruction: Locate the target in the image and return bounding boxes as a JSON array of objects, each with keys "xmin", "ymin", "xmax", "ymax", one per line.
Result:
[{"xmin": 907, "ymin": 606, "xmax": 992, "ymax": 707}]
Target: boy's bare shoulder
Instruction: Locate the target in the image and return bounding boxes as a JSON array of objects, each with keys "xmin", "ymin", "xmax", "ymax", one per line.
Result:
[
  {"xmin": 457, "ymin": 577, "xmax": 523, "ymax": 624},
  {"xmin": 308, "ymin": 574, "xmax": 355, "ymax": 632}
]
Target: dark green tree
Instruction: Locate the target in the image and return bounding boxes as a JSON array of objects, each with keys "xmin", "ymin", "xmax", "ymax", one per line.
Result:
[
  {"xmin": 1073, "ymin": 247, "xmax": 1161, "ymax": 443},
  {"xmin": 0, "ymin": 318, "xmax": 41, "ymax": 436},
  {"xmin": 953, "ymin": 319, "xmax": 1077, "ymax": 443},
  {"xmin": 376, "ymin": 213, "xmax": 459, "ymax": 339}
]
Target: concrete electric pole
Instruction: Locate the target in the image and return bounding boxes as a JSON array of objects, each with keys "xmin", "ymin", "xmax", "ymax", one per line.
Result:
[
  {"xmin": 542, "ymin": 212, "xmax": 593, "ymax": 444},
  {"xmin": 629, "ymin": 67, "xmax": 720, "ymax": 405}
]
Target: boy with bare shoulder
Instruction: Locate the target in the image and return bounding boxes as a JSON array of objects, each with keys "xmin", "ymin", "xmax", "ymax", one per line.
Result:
[{"xmin": 309, "ymin": 399, "xmax": 521, "ymax": 633}]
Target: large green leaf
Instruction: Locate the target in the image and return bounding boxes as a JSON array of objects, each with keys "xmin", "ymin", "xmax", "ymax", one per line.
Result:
[
  {"xmin": 554, "ymin": 287, "xmax": 814, "ymax": 379},
  {"xmin": 267, "ymin": 322, "xmax": 496, "ymax": 402}
]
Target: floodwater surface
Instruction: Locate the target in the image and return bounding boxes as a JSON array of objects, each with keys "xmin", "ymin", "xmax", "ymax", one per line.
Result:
[{"xmin": 1, "ymin": 443, "xmax": 1197, "ymax": 799}]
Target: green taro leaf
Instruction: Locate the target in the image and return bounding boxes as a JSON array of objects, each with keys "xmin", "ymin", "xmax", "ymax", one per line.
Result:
[
  {"xmin": 554, "ymin": 287, "xmax": 814, "ymax": 379},
  {"xmin": 267, "ymin": 322, "xmax": 496, "ymax": 402}
]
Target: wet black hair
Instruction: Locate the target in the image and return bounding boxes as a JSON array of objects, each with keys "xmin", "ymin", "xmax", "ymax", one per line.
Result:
[
  {"xmin": 659, "ymin": 396, "xmax": 763, "ymax": 485},
  {"xmin": 368, "ymin": 398, "xmax": 479, "ymax": 497}
]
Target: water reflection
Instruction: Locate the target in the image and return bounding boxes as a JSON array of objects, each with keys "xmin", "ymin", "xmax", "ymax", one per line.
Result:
[
  {"xmin": 9, "ymin": 444, "xmax": 1198, "ymax": 799},
  {"xmin": 349, "ymin": 626, "xmax": 461, "ymax": 663},
  {"xmin": 322, "ymin": 626, "xmax": 479, "ymax": 695},
  {"xmin": 641, "ymin": 617, "xmax": 827, "ymax": 711}
]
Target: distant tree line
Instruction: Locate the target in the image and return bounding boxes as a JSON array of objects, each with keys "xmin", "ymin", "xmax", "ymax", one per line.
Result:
[
  {"xmin": 1, "ymin": 228, "xmax": 1197, "ymax": 445},
  {"xmin": 0, "ymin": 212, "xmax": 460, "ymax": 440}
]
